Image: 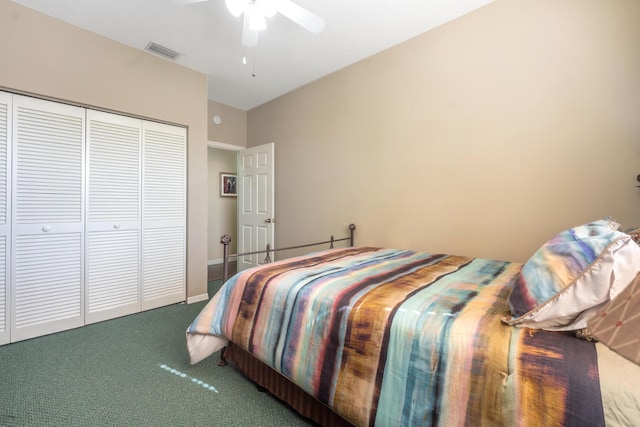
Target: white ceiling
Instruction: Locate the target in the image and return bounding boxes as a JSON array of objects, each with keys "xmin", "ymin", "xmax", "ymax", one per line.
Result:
[{"xmin": 10, "ymin": 0, "xmax": 494, "ymax": 111}]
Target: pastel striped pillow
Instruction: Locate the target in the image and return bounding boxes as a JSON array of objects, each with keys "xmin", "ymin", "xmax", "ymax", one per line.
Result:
[{"xmin": 502, "ymin": 218, "xmax": 640, "ymax": 331}]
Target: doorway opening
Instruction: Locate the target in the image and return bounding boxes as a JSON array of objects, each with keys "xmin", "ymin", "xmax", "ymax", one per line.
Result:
[{"xmin": 207, "ymin": 142, "xmax": 240, "ymax": 285}]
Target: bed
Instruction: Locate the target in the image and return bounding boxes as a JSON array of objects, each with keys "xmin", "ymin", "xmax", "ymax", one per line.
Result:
[{"xmin": 186, "ymin": 219, "xmax": 640, "ymax": 426}]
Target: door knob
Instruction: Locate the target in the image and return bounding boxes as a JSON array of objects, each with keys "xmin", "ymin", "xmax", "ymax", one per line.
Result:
[{"xmin": 264, "ymin": 218, "xmax": 275, "ymax": 223}]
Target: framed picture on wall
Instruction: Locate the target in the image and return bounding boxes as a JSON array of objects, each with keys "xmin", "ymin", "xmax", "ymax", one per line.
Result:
[{"xmin": 220, "ymin": 172, "xmax": 237, "ymax": 197}]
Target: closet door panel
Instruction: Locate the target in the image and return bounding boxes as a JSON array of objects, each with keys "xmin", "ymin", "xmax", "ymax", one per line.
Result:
[
  {"xmin": 142, "ymin": 121, "xmax": 185, "ymax": 310},
  {"xmin": 142, "ymin": 227, "xmax": 185, "ymax": 305},
  {"xmin": 86, "ymin": 229, "xmax": 139, "ymax": 323},
  {"xmin": 85, "ymin": 111, "xmax": 141, "ymax": 324},
  {"xmin": 0, "ymin": 92, "xmax": 11, "ymax": 345},
  {"xmin": 0, "ymin": 236, "xmax": 7, "ymax": 345},
  {"xmin": 14, "ymin": 233, "xmax": 82, "ymax": 339},
  {"xmin": 11, "ymin": 95, "xmax": 84, "ymax": 342}
]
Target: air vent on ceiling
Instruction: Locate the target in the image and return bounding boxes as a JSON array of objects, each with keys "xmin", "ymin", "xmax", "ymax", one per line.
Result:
[{"xmin": 145, "ymin": 41, "xmax": 181, "ymax": 61}]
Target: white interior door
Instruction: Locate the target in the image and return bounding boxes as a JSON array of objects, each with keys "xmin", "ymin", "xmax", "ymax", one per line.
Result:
[
  {"xmin": 11, "ymin": 95, "xmax": 85, "ymax": 342},
  {"xmin": 237, "ymin": 143, "xmax": 274, "ymax": 271},
  {"xmin": 85, "ymin": 110, "xmax": 141, "ymax": 324},
  {"xmin": 0, "ymin": 92, "xmax": 11, "ymax": 345}
]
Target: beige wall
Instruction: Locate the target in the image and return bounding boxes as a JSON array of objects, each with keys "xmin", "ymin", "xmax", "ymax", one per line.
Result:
[
  {"xmin": 0, "ymin": 0, "xmax": 209, "ymax": 298},
  {"xmin": 206, "ymin": 101, "xmax": 244, "ymax": 266},
  {"xmin": 208, "ymin": 99, "xmax": 247, "ymax": 147},
  {"xmin": 208, "ymin": 148, "xmax": 237, "ymax": 261},
  {"xmin": 248, "ymin": 0, "xmax": 640, "ymax": 263}
]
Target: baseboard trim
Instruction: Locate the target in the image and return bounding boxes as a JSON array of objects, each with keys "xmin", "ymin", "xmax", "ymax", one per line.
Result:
[
  {"xmin": 187, "ymin": 293, "xmax": 209, "ymax": 304},
  {"xmin": 208, "ymin": 258, "xmax": 223, "ymax": 266}
]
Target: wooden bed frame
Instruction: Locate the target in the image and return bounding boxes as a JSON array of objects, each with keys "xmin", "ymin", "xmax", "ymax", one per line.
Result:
[{"xmin": 217, "ymin": 224, "xmax": 357, "ymax": 426}]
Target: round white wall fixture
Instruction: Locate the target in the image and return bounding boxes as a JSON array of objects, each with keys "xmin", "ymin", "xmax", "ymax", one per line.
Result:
[{"xmin": 212, "ymin": 115, "xmax": 222, "ymax": 125}]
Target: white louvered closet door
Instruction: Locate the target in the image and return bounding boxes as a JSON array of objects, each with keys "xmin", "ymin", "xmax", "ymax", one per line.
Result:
[
  {"xmin": 142, "ymin": 121, "xmax": 186, "ymax": 310},
  {"xmin": 85, "ymin": 110, "xmax": 141, "ymax": 324},
  {"xmin": 0, "ymin": 92, "xmax": 11, "ymax": 346},
  {"xmin": 11, "ymin": 95, "xmax": 85, "ymax": 342}
]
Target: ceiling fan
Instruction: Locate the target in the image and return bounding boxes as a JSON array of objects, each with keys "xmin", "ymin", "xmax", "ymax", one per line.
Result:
[{"xmin": 182, "ymin": 0, "xmax": 326, "ymax": 47}]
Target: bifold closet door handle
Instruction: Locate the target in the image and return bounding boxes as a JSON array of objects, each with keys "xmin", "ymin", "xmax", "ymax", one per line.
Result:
[{"xmin": 42, "ymin": 226, "xmax": 51, "ymax": 232}]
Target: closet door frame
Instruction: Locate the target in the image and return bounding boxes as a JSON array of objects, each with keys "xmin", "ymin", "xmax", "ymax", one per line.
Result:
[{"xmin": 0, "ymin": 91, "xmax": 187, "ymax": 345}]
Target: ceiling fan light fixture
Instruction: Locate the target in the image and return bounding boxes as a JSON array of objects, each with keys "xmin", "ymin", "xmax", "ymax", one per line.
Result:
[
  {"xmin": 225, "ymin": 0, "xmax": 324, "ymax": 47},
  {"xmin": 256, "ymin": 0, "xmax": 278, "ymax": 18},
  {"xmin": 225, "ymin": 0, "xmax": 246, "ymax": 17},
  {"xmin": 247, "ymin": 6, "xmax": 267, "ymax": 30}
]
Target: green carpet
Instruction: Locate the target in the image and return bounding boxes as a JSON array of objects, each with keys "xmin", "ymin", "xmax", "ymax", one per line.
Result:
[{"xmin": 0, "ymin": 281, "xmax": 315, "ymax": 427}]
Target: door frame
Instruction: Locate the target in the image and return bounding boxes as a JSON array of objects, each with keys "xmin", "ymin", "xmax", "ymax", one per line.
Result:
[
  {"xmin": 206, "ymin": 140, "xmax": 275, "ymax": 275},
  {"xmin": 206, "ymin": 140, "xmax": 242, "ymax": 277}
]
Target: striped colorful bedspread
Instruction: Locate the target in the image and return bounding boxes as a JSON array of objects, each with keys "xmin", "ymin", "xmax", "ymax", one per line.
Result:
[{"xmin": 186, "ymin": 247, "xmax": 609, "ymax": 426}]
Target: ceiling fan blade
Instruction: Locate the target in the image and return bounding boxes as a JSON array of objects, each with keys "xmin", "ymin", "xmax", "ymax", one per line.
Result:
[
  {"xmin": 276, "ymin": 0, "xmax": 325, "ymax": 34},
  {"xmin": 242, "ymin": 12, "xmax": 259, "ymax": 47}
]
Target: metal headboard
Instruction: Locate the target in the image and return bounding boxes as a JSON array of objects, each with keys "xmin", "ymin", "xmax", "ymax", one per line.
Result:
[{"xmin": 219, "ymin": 223, "xmax": 356, "ymax": 283}]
